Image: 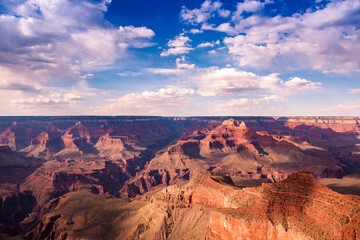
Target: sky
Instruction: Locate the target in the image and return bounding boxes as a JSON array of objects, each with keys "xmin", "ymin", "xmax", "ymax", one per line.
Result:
[{"xmin": 0, "ymin": 0, "xmax": 359, "ymax": 116}]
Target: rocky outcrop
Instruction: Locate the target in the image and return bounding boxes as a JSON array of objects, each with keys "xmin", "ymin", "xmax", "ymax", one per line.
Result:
[
  {"xmin": 121, "ymin": 119, "xmax": 345, "ymax": 197},
  {"xmin": 144, "ymin": 171, "xmax": 360, "ymax": 240},
  {"xmin": 0, "ymin": 147, "xmax": 44, "ymax": 236},
  {"xmin": 20, "ymin": 159, "xmax": 127, "ymax": 206},
  {"xmin": 95, "ymin": 133, "xmax": 146, "ymax": 162},
  {"xmin": 20, "ymin": 132, "xmax": 49, "ymax": 158},
  {"xmin": 0, "ymin": 116, "xmax": 358, "ymax": 172},
  {"xmin": 0, "ymin": 116, "xmax": 359, "ymax": 239},
  {"xmin": 0, "ymin": 146, "xmax": 44, "ymax": 184},
  {"xmin": 26, "ymin": 172, "xmax": 360, "ymax": 240},
  {"xmin": 120, "ymin": 167, "xmax": 190, "ymax": 198},
  {"xmin": 0, "ymin": 129, "xmax": 16, "ymax": 150},
  {"xmin": 0, "ymin": 191, "xmax": 36, "ymax": 235}
]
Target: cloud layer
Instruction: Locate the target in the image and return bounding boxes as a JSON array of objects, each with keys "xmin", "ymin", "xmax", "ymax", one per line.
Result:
[
  {"xmin": 0, "ymin": 0, "xmax": 358, "ymax": 116},
  {"xmin": 182, "ymin": 0, "xmax": 360, "ymax": 73},
  {"xmin": 0, "ymin": 0, "xmax": 154, "ymax": 87}
]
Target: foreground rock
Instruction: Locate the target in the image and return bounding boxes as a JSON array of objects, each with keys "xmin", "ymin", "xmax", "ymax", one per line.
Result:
[{"xmin": 26, "ymin": 171, "xmax": 360, "ymax": 240}]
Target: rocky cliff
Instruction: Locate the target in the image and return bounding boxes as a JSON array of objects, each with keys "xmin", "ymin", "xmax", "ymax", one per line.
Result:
[
  {"xmin": 121, "ymin": 118, "xmax": 347, "ymax": 197},
  {"xmin": 0, "ymin": 116, "xmax": 359, "ymax": 239},
  {"xmin": 26, "ymin": 171, "xmax": 360, "ymax": 240}
]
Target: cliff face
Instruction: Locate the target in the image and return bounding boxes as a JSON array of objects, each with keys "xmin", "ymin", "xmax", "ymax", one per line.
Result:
[
  {"xmin": 20, "ymin": 159, "xmax": 127, "ymax": 206},
  {"xmin": 1, "ymin": 116, "xmax": 358, "ymax": 153},
  {"xmin": 0, "ymin": 116, "xmax": 359, "ymax": 239},
  {"xmin": 0, "ymin": 146, "xmax": 44, "ymax": 236},
  {"xmin": 129, "ymin": 172, "xmax": 360, "ymax": 240},
  {"xmin": 204, "ymin": 172, "xmax": 360, "ymax": 240},
  {"xmin": 0, "ymin": 129, "xmax": 16, "ymax": 150},
  {"xmin": 94, "ymin": 133, "xmax": 146, "ymax": 162},
  {"xmin": 121, "ymin": 119, "xmax": 348, "ymax": 197},
  {"xmin": 26, "ymin": 172, "xmax": 360, "ymax": 240}
]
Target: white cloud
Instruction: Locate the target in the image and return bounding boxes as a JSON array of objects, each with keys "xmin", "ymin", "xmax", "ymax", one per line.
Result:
[
  {"xmin": 189, "ymin": 29, "xmax": 204, "ymax": 34},
  {"xmin": 222, "ymin": 0, "xmax": 360, "ymax": 73},
  {"xmin": 160, "ymin": 33, "xmax": 194, "ymax": 56},
  {"xmin": 176, "ymin": 56, "xmax": 196, "ymax": 69},
  {"xmin": 283, "ymin": 77, "xmax": 322, "ymax": 91},
  {"xmin": 180, "ymin": 0, "xmax": 230, "ymax": 25},
  {"xmin": 140, "ymin": 66, "xmax": 321, "ymax": 97},
  {"xmin": 117, "ymin": 26, "xmax": 155, "ymax": 48},
  {"xmin": 197, "ymin": 68, "xmax": 321, "ymax": 96},
  {"xmin": 134, "ymin": 66, "xmax": 321, "ymax": 102},
  {"xmin": 202, "ymin": 22, "xmax": 238, "ymax": 35},
  {"xmin": 0, "ymin": 0, "xmax": 155, "ymax": 91},
  {"xmin": 218, "ymin": 9, "xmax": 231, "ymax": 18},
  {"xmin": 215, "ymin": 95, "xmax": 285, "ymax": 110},
  {"xmin": 197, "ymin": 40, "xmax": 220, "ymax": 48},
  {"xmin": 3, "ymin": 78, "xmax": 105, "ymax": 115},
  {"xmin": 94, "ymin": 86, "xmax": 196, "ymax": 115},
  {"xmin": 0, "ymin": 0, "xmax": 156, "ymax": 115},
  {"xmin": 92, "ymin": 65, "xmax": 326, "ymax": 116},
  {"xmin": 232, "ymin": 0, "xmax": 272, "ymax": 20}
]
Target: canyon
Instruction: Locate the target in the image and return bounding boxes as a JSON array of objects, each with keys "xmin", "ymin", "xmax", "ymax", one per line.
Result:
[{"xmin": 0, "ymin": 116, "xmax": 359, "ymax": 239}]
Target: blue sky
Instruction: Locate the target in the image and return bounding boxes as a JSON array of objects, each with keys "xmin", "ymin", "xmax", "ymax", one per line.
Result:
[{"xmin": 0, "ymin": 0, "xmax": 359, "ymax": 116}]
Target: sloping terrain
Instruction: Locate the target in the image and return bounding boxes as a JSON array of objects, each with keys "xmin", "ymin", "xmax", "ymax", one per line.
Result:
[
  {"xmin": 25, "ymin": 171, "xmax": 360, "ymax": 240},
  {"xmin": 121, "ymin": 119, "xmax": 347, "ymax": 197},
  {"xmin": 0, "ymin": 116, "xmax": 359, "ymax": 239},
  {"xmin": 0, "ymin": 146, "xmax": 44, "ymax": 235}
]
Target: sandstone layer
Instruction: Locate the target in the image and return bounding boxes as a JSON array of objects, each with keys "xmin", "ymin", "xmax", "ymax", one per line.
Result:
[{"xmin": 26, "ymin": 171, "xmax": 360, "ymax": 240}]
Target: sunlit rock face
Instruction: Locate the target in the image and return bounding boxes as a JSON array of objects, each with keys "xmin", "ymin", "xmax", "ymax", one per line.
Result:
[
  {"xmin": 121, "ymin": 117, "xmax": 353, "ymax": 198},
  {"xmin": 0, "ymin": 116, "xmax": 359, "ymax": 238},
  {"xmin": 26, "ymin": 172, "xmax": 360, "ymax": 240}
]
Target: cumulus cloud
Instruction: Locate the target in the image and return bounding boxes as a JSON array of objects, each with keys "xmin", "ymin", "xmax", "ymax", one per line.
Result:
[
  {"xmin": 182, "ymin": 0, "xmax": 360, "ymax": 73},
  {"xmin": 197, "ymin": 68, "xmax": 321, "ymax": 96},
  {"xmin": 201, "ymin": 22, "xmax": 238, "ymax": 35},
  {"xmin": 95, "ymin": 65, "xmax": 324, "ymax": 115},
  {"xmin": 0, "ymin": 0, "xmax": 155, "ymax": 88},
  {"xmin": 139, "ymin": 66, "xmax": 321, "ymax": 97},
  {"xmin": 180, "ymin": 0, "xmax": 230, "ymax": 25},
  {"xmin": 232, "ymin": 0, "xmax": 272, "ymax": 21},
  {"xmin": 197, "ymin": 40, "xmax": 220, "ymax": 48},
  {"xmin": 215, "ymin": 95, "xmax": 285, "ymax": 110},
  {"xmin": 94, "ymin": 86, "xmax": 196, "ymax": 115},
  {"xmin": 222, "ymin": 0, "xmax": 360, "ymax": 73},
  {"xmin": 3, "ymin": 78, "xmax": 104, "ymax": 115},
  {"xmin": 189, "ymin": 29, "xmax": 204, "ymax": 34},
  {"xmin": 176, "ymin": 56, "xmax": 196, "ymax": 69},
  {"xmin": 283, "ymin": 77, "xmax": 322, "ymax": 91},
  {"xmin": 160, "ymin": 33, "xmax": 194, "ymax": 56}
]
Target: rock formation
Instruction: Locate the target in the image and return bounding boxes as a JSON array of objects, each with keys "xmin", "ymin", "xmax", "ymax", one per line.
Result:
[
  {"xmin": 25, "ymin": 171, "xmax": 360, "ymax": 240},
  {"xmin": 0, "ymin": 116, "xmax": 359, "ymax": 239},
  {"xmin": 20, "ymin": 159, "xmax": 127, "ymax": 206},
  {"xmin": 95, "ymin": 133, "xmax": 146, "ymax": 162},
  {"xmin": 0, "ymin": 146, "xmax": 44, "ymax": 235},
  {"xmin": 0, "ymin": 129, "xmax": 16, "ymax": 150},
  {"xmin": 121, "ymin": 118, "xmax": 346, "ymax": 197}
]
